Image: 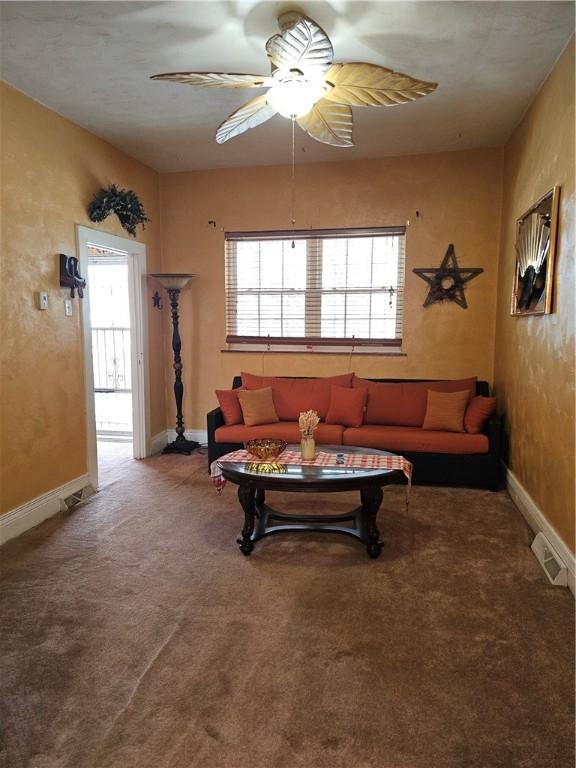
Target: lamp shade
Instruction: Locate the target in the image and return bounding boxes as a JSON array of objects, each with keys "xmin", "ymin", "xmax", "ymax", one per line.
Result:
[
  {"xmin": 149, "ymin": 273, "xmax": 195, "ymax": 290},
  {"xmin": 266, "ymin": 77, "xmax": 326, "ymax": 118}
]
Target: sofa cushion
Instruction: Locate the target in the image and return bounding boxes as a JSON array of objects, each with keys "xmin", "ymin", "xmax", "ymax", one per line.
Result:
[
  {"xmin": 215, "ymin": 422, "xmax": 345, "ymax": 445},
  {"xmin": 215, "ymin": 388, "xmax": 244, "ymax": 426},
  {"xmin": 465, "ymin": 396, "xmax": 497, "ymax": 434},
  {"xmin": 237, "ymin": 388, "xmax": 279, "ymax": 427},
  {"xmin": 241, "ymin": 372, "xmax": 354, "ymax": 420},
  {"xmin": 353, "ymin": 376, "xmax": 477, "ymax": 427},
  {"xmin": 422, "ymin": 390, "xmax": 469, "ymax": 432},
  {"xmin": 326, "ymin": 386, "xmax": 367, "ymax": 427},
  {"xmin": 343, "ymin": 425, "xmax": 489, "ymax": 454}
]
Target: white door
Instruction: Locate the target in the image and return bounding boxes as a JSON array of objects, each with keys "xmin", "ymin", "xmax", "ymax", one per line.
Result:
[{"xmin": 76, "ymin": 226, "xmax": 150, "ymax": 489}]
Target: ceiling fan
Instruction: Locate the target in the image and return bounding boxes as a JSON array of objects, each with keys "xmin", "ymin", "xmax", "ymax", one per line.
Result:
[{"xmin": 152, "ymin": 11, "xmax": 438, "ymax": 148}]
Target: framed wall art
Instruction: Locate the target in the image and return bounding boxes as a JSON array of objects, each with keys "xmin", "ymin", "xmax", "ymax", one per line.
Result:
[{"xmin": 511, "ymin": 186, "xmax": 560, "ymax": 316}]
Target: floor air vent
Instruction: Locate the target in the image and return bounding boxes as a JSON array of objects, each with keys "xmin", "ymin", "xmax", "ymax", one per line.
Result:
[
  {"xmin": 531, "ymin": 532, "xmax": 567, "ymax": 587},
  {"xmin": 60, "ymin": 485, "xmax": 95, "ymax": 512}
]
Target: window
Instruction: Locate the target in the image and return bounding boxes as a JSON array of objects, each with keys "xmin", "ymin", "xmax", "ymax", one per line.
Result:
[{"xmin": 225, "ymin": 228, "xmax": 405, "ymax": 352}]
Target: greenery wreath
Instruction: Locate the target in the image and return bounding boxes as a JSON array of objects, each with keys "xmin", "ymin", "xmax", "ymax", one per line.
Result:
[{"xmin": 87, "ymin": 184, "xmax": 150, "ymax": 237}]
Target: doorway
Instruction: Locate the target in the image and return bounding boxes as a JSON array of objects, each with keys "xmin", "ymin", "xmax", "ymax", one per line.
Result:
[
  {"xmin": 88, "ymin": 248, "xmax": 134, "ymax": 484},
  {"xmin": 88, "ymin": 249, "xmax": 132, "ymax": 440},
  {"xmin": 77, "ymin": 226, "xmax": 150, "ymax": 490}
]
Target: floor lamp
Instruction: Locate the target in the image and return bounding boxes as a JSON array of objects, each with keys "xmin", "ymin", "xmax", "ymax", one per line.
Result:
[{"xmin": 150, "ymin": 273, "xmax": 199, "ymax": 455}]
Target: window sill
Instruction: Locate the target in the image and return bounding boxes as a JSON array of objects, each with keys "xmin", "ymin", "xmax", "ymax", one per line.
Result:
[{"xmin": 222, "ymin": 345, "xmax": 406, "ymax": 356}]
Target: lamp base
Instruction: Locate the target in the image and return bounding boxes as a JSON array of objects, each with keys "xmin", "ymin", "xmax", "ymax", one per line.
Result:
[{"xmin": 162, "ymin": 437, "xmax": 200, "ymax": 456}]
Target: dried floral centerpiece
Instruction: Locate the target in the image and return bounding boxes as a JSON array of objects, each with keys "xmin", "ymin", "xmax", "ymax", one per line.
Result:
[{"xmin": 298, "ymin": 409, "xmax": 319, "ymax": 461}]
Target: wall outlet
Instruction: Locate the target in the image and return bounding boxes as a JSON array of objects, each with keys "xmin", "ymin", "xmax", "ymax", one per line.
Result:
[
  {"xmin": 64, "ymin": 299, "xmax": 73, "ymax": 317},
  {"xmin": 37, "ymin": 291, "xmax": 49, "ymax": 310}
]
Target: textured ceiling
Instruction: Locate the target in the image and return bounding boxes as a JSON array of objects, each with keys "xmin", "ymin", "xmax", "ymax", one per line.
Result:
[{"xmin": 1, "ymin": 1, "xmax": 574, "ymax": 171}]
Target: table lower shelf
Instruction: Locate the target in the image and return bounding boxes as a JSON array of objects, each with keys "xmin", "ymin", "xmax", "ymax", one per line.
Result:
[{"xmin": 236, "ymin": 486, "xmax": 384, "ymax": 559}]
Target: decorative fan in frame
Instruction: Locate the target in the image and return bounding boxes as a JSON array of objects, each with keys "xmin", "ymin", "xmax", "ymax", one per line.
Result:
[
  {"xmin": 151, "ymin": 11, "xmax": 438, "ymax": 147},
  {"xmin": 511, "ymin": 186, "xmax": 560, "ymax": 316}
]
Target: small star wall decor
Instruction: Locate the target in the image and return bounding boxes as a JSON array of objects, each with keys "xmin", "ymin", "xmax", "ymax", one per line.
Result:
[
  {"xmin": 413, "ymin": 244, "xmax": 483, "ymax": 309},
  {"xmin": 152, "ymin": 290, "xmax": 163, "ymax": 309}
]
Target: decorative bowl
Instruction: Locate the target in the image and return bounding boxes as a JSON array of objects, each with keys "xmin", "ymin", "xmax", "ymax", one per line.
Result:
[{"xmin": 245, "ymin": 438, "xmax": 287, "ymax": 460}]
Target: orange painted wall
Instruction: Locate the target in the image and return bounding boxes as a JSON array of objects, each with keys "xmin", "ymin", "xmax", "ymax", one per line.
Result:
[
  {"xmin": 159, "ymin": 148, "xmax": 502, "ymax": 431},
  {"xmin": 494, "ymin": 39, "xmax": 575, "ymax": 552},
  {"xmin": 0, "ymin": 83, "xmax": 165, "ymax": 514}
]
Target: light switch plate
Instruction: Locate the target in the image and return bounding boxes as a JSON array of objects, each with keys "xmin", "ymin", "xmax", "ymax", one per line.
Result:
[
  {"xmin": 64, "ymin": 299, "xmax": 73, "ymax": 317},
  {"xmin": 37, "ymin": 291, "xmax": 49, "ymax": 310}
]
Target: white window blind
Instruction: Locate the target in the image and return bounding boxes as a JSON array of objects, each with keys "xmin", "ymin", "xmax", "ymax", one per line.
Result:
[{"xmin": 225, "ymin": 227, "xmax": 405, "ymax": 349}]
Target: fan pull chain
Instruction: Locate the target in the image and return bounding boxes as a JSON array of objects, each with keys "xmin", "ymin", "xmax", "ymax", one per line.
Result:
[{"xmin": 291, "ymin": 117, "xmax": 296, "ymax": 248}]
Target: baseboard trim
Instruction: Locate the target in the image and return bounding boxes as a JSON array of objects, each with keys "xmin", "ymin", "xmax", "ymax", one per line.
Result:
[
  {"xmin": 150, "ymin": 430, "xmax": 207, "ymax": 455},
  {"xmin": 167, "ymin": 429, "xmax": 208, "ymax": 446},
  {"xmin": 0, "ymin": 473, "xmax": 92, "ymax": 546},
  {"xmin": 150, "ymin": 430, "xmax": 168, "ymax": 455},
  {"xmin": 506, "ymin": 468, "xmax": 575, "ymax": 596}
]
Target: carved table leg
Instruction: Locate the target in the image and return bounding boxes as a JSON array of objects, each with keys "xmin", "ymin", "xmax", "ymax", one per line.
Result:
[
  {"xmin": 360, "ymin": 486, "xmax": 384, "ymax": 559},
  {"xmin": 237, "ymin": 485, "xmax": 256, "ymax": 555}
]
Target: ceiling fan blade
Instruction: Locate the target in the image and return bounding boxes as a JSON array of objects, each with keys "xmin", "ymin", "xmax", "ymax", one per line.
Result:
[
  {"xmin": 324, "ymin": 63, "xmax": 437, "ymax": 106},
  {"xmin": 296, "ymin": 99, "xmax": 353, "ymax": 147},
  {"xmin": 151, "ymin": 72, "xmax": 272, "ymax": 88},
  {"xmin": 215, "ymin": 94, "xmax": 277, "ymax": 143},
  {"xmin": 266, "ymin": 15, "xmax": 333, "ymax": 76}
]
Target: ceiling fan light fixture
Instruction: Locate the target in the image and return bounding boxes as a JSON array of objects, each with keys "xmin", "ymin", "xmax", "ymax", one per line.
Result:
[
  {"xmin": 152, "ymin": 12, "xmax": 438, "ymax": 146},
  {"xmin": 266, "ymin": 77, "xmax": 326, "ymax": 118}
]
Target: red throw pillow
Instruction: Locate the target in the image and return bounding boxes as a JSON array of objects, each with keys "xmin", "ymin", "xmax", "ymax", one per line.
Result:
[
  {"xmin": 326, "ymin": 385, "xmax": 367, "ymax": 428},
  {"xmin": 215, "ymin": 388, "xmax": 244, "ymax": 426},
  {"xmin": 353, "ymin": 375, "xmax": 477, "ymax": 427},
  {"xmin": 464, "ymin": 396, "xmax": 496, "ymax": 434},
  {"xmin": 241, "ymin": 372, "xmax": 354, "ymax": 420}
]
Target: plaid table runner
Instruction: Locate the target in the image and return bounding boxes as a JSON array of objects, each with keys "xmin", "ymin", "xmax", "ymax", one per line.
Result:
[{"xmin": 211, "ymin": 450, "xmax": 412, "ymax": 499}]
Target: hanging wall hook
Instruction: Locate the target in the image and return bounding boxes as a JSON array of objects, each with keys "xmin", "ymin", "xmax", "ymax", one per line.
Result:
[{"xmin": 59, "ymin": 254, "xmax": 86, "ymax": 298}]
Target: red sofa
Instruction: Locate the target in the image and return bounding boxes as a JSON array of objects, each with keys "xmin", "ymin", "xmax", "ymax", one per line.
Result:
[{"xmin": 207, "ymin": 374, "xmax": 501, "ymax": 490}]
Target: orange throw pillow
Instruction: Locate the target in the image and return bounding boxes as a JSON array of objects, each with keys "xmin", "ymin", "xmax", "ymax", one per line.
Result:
[
  {"xmin": 422, "ymin": 389, "xmax": 469, "ymax": 432},
  {"xmin": 215, "ymin": 388, "xmax": 244, "ymax": 426},
  {"xmin": 464, "ymin": 396, "xmax": 497, "ymax": 434},
  {"xmin": 237, "ymin": 387, "xmax": 279, "ymax": 427},
  {"xmin": 326, "ymin": 386, "xmax": 367, "ymax": 427}
]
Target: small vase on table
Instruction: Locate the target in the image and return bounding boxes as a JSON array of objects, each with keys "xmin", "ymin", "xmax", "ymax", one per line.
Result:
[
  {"xmin": 299, "ymin": 409, "xmax": 320, "ymax": 462},
  {"xmin": 300, "ymin": 435, "xmax": 316, "ymax": 461}
]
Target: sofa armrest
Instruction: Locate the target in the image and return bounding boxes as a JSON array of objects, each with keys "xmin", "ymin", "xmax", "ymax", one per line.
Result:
[
  {"xmin": 483, "ymin": 415, "xmax": 502, "ymax": 491},
  {"xmin": 207, "ymin": 406, "xmax": 225, "ymax": 453},
  {"xmin": 207, "ymin": 406, "xmax": 225, "ymax": 431},
  {"xmin": 485, "ymin": 415, "xmax": 502, "ymax": 454},
  {"xmin": 207, "ymin": 406, "xmax": 244, "ymax": 472}
]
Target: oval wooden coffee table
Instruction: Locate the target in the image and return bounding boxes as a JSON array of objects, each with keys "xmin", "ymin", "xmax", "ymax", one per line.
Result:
[{"xmin": 218, "ymin": 445, "xmax": 405, "ymax": 558}]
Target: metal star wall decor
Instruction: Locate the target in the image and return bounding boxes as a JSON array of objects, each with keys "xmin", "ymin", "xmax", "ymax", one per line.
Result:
[{"xmin": 413, "ymin": 244, "xmax": 483, "ymax": 309}]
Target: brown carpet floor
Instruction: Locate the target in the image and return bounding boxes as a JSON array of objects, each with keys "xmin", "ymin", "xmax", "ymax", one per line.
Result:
[
  {"xmin": 1, "ymin": 449, "xmax": 574, "ymax": 768},
  {"xmin": 96, "ymin": 439, "xmax": 134, "ymax": 488}
]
